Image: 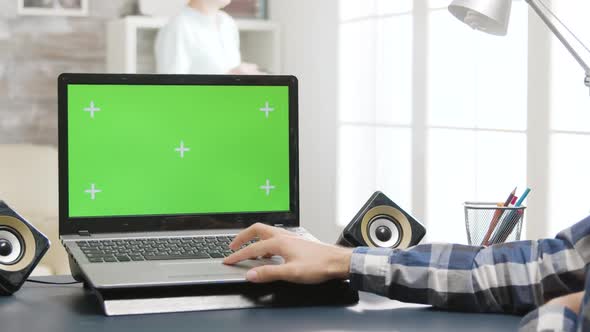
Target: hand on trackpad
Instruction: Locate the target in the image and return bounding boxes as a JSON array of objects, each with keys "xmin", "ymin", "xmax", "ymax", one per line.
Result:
[{"xmin": 160, "ymin": 258, "xmax": 280, "ymax": 277}]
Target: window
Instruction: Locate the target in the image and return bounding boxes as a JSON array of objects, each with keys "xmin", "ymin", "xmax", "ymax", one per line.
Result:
[
  {"xmin": 547, "ymin": 0, "xmax": 590, "ymax": 235},
  {"xmin": 337, "ymin": 0, "xmax": 529, "ymax": 243},
  {"xmin": 338, "ymin": 1, "xmax": 413, "ymax": 229},
  {"xmin": 426, "ymin": 1, "xmax": 528, "ymax": 243}
]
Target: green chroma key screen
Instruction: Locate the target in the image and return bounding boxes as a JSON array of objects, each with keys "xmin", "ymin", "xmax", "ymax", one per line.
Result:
[{"xmin": 67, "ymin": 84, "xmax": 291, "ymax": 218}]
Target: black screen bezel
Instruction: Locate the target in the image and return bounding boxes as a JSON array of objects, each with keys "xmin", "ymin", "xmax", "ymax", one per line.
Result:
[{"xmin": 58, "ymin": 73, "xmax": 299, "ymax": 235}]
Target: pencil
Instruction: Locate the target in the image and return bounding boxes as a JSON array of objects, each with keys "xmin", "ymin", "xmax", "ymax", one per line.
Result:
[
  {"xmin": 481, "ymin": 187, "xmax": 517, "ymax": 246},
  {"xmin": 480, "ymin": 203, "xmax": 504, "ymax": 246},
  {"xmin": 494, "ymin": 188, "xmax": 531, "ymax": 243}
]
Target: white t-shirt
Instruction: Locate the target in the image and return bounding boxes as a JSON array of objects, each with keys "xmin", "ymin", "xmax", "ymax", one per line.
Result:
[{"xmin": 155, "ymin": 7, "xmax": 241, "ymax": 74}]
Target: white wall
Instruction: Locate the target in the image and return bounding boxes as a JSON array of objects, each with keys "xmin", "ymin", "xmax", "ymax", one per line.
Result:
[{"xmin": 268, "ymin": 0, "xmax": 342, "ymax": 242}]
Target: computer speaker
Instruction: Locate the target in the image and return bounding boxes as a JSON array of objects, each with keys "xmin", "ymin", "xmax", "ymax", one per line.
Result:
[
  {"xmin": 0, "ymin": 201, "xmax": 50, "ymax": 295},
  {"xmin": 337, "ymin": 191, "xmax": 426, "ymax": 249}
]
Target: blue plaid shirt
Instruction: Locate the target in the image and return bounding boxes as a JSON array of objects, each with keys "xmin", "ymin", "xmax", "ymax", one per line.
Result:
[{"xmin": 349, "ymin": 215, "xmax": 590, "ymax": 331}]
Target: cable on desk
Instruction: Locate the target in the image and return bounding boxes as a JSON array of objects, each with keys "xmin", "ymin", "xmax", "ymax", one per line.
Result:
[{"xmin": 26, "ymin": 279, "xmax": 82, "ymax": 285}]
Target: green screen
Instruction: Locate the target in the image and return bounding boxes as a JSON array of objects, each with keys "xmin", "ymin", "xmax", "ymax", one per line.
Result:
[{"xmin": 68, "ymin": 84, "xmax": 290, "ymax": 218}]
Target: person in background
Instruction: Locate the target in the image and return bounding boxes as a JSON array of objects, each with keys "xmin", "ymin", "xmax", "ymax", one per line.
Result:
[
  {"xmin": 224, "ymin": 217, "xmax": 590, "ymax": 332},
  {"xmin": 155, "ymin": 0, "xmax": 261, "ymax": 75}
]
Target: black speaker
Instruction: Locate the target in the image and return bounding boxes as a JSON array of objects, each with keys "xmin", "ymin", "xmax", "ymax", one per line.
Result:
[
  {"xmin": 337, "ymin": 191, "xmax": 426, "ymax": 249},
  {"xmin": 0, "ymin": 201, "xmax": 50, "ymax": 295}
]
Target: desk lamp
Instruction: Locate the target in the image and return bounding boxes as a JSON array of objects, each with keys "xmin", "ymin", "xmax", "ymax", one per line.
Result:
[{"xmin": 448, "ymin": 0, "xmax": 590, "ymax": 95}]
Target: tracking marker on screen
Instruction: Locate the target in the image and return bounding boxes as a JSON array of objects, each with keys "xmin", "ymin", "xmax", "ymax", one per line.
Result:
[
  {"xmin": 84, "ymin": 101, "xmax": 101, "ymax": 118},
  {"xmin": 259, "ymin": 101, "xmax": 274, "ymax": 118},
  {"xmin": 175, "ymin": 140, "xmax": 190, "ymax": 159},
  {"xmin": 260, "ymin": 179, "xmax": 275, "ymax": 196},
  {"xmin": 85, "ymin": 184, "xmax": 102, "ymax": 200}
]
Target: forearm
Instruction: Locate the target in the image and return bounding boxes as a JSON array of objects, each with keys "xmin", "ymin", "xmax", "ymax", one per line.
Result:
[
  {"xmin": 349, "ymin": 244, "xmax": 493, "ymax": 312},
  {"xmin": 348, "ymin": 219, "xmax": 590, "ymax": 314}
]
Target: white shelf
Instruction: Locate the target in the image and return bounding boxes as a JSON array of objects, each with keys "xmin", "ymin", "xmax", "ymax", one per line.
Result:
[{"xmin": 107, "ymin": 15, "xmax": 281, "ymax": 74}]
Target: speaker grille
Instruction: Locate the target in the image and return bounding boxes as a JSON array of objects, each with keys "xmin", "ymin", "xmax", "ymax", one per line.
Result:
[
  {"xmin": 360, "ymin": 205, "xmax": 413, "ymax": 249},
  {"xmin": 367, "ymin": 216, "xmax": 401, "ymax": 248},
  {"xmin": 0, "ymin": 216, "xmax": 36, "ymax": 272},
  {"xmin": 0, "ymin": 227, "xmax": 24, "ymax": 265}
]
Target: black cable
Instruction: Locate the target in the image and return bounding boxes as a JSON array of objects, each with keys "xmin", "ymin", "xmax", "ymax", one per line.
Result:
[{"xmin": 25, "ymin": 279, "xmax": 82, "ymax": 285}]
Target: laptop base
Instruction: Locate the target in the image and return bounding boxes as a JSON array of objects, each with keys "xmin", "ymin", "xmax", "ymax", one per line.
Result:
[{"xmin": 70, "ymin": 256, "xmax": 359, "ymax": 316}]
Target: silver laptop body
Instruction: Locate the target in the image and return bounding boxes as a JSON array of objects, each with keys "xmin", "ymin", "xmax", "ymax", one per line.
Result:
[{"xmin": 57, "ymin": 74, "xmax": 310, "ymax": 289}]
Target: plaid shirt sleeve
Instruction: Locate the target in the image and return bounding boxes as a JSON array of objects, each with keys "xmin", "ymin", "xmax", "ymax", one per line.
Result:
[
  {"xmin": 348, "ymin": 215, "xmax": 590, "ymax": 316},
  {"xmin": 518, "ymin": 304, "xmax": 578, "ymax": 332},
  {"xmin": 519, "ymin": 267, "xmax": 590, "ymax": 332}
]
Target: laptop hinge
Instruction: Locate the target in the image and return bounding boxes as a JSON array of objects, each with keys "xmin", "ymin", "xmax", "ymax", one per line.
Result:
[
  {"xmin": 274, "ymin": 224, "xmax": 285, "ymax": 228},
  {"xmin": 78, "ymin": 230, "xmax": 91, "ymax": 237}
]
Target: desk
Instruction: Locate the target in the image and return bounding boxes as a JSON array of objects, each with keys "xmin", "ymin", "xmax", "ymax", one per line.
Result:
[{"xmin": 1, "ymin": 276, "xmax": 521, "ymax": 331}]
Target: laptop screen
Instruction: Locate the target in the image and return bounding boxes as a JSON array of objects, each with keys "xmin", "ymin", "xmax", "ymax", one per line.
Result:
[{"xmin": 67, "ymin": 84, "xmax": 290, "ymax": 218}]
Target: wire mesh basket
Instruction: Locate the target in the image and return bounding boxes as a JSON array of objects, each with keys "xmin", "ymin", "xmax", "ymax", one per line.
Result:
[{"xmin": 464, "ymin": 202, "xmax": 526, "ymax": 246}]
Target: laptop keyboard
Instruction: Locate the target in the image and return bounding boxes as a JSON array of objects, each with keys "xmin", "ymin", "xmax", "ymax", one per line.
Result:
[{"xmin": 76, "ymin": 236, "xmax": 256, "ymax": 263}]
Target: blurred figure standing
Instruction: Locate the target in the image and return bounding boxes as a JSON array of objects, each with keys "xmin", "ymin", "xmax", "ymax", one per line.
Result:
[{"xmin": 155, "ymin": 0, "xmax": 261, "ymax": 75}]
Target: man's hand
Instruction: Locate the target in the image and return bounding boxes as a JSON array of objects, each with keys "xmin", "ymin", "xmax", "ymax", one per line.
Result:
[
  {"xmin": 223, "ymin": 223, "xmax": 353, "ymax": 284},
  {"xmin": 547, "ymin": 291, "xmax": 584, "ymax": 313}
]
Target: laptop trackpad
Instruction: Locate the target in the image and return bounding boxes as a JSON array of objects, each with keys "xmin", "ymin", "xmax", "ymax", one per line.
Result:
[{"xmin": 159, "ymin": 258, "xmax": 281, "ymax": 279}]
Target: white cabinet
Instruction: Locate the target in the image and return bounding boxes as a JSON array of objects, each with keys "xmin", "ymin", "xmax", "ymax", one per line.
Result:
[{"xmin": 106, "ymin": 16, "xmax": 281, "ymax": 74}]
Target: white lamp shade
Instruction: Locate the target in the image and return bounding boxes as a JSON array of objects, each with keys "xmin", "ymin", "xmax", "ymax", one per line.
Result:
[{"xmin": 448, "ymin": 0, "xmax": 513, "ymax": 36}]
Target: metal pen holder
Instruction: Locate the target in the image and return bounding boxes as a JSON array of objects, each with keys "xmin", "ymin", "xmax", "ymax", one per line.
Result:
[{"xmin": 464, "ymin": 202, "xmax": 526, "ymax": 246}]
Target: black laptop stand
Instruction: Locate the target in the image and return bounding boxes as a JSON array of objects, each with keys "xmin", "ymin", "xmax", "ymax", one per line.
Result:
[{"xmin": 69, "ymin": 257, "xmax": 359, "ymax": 316}]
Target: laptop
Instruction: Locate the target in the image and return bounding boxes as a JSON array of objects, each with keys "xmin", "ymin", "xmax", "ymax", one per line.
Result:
[{"xmin": 57, "ymin": 74, "xmax": 312, "ymax": 289}]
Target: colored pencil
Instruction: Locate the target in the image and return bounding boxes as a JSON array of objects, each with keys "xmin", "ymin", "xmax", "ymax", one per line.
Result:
[
  {"xmin": 481, "ymin": 187, "xmax": 517, "ymax": 246},
  {"xmin": 491, "ymin": 188, "xmax": 531, "ymax": 244}
]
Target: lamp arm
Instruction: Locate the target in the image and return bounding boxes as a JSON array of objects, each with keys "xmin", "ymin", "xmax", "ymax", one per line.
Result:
[{"xmin": 526, "ymin": 0, "xmax": 590, "ymax": 88}]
